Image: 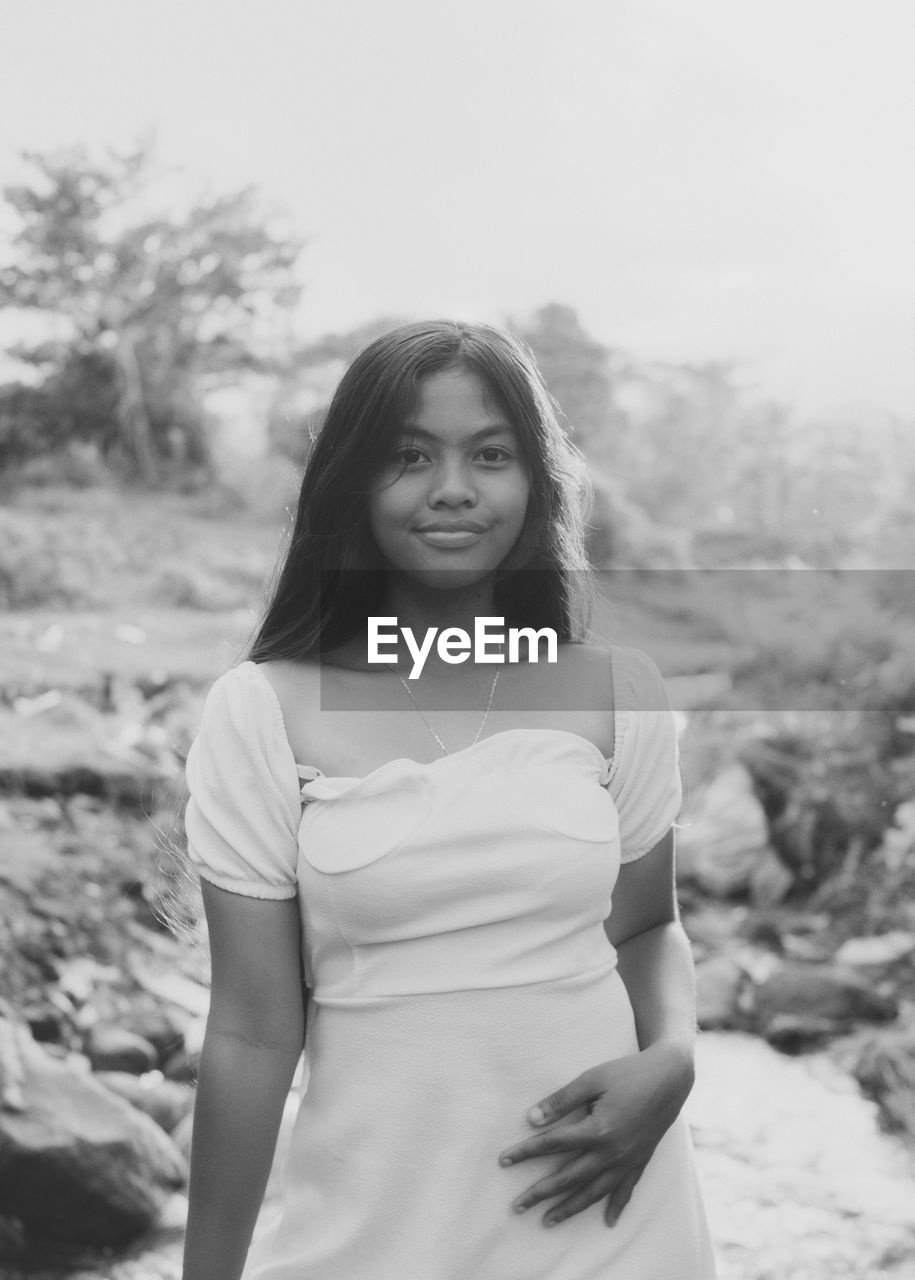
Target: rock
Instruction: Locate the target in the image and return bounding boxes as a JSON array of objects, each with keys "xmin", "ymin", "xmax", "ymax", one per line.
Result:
[
  {"xmin": 688, "ymin": 1032, "xmax": 915, "ymax": 1278},
  {"xmin": 748, "ymin": 845, "xmax": 795, "ymax": 907},
  {"xmin": 677, "ymin": 765, "xmax": 771, "ymax": 898},
  {"xmin": 695, "ymin": 955, "xmax": 745, "ymax": 1030},
  {"xmin": 738, "ymin": 914, "xmax": 786, "ymax": 953},
  {"xmin": 161, "ymin": 1046, "xmax": 200, "ymax": 1084},
  {"xmin": 682, "ymin": 903, "xmax": 750, "ymax": 956},
  {"xmin": 751, "ymin": 961, "xmax": 898, "ymax": 1044},
  {"xmin": 57, "ymin": 956, "xmax": 120, "ymax": 1006},
  {"xmin": 762, "ymin": 1014, "xmax": 847, "ymax": 1054},
  {"xmin": 0, "ymin": 703, "xmax": 176, "ymax": 808},
  {"xmin": 24, "ymin": 1007, "xmax": 64, "ymax": 1044},
  {"xmin": 836, "ymin": 931, "xmax": 915, "ymax": 968},
  {"xmin": 95, "ymin": 1072, "xmax": 194, "ymax": 1134},
  {"xmin": 129, "ymin": 961, "xmax": 211, "ymax": 1017},
  {"xmin": 853, "ymin": 1020, "xmax": 915, "ymax": 1139},
  {"xmin": 170, "ymin": 1109, "xmax": 194, "ymax": 1164},
  {"xmin": 0, "ymin": 1016, "xmax": 186, "ymax": 1249},
  {"xmin": 119, "ymin": 1009, "xmax": 185, "ymax": 1066},
  {"xmin": 85, "ymin": 1025, "xmax": 159, "ymax": 1075},
  {"xmin": 13, "ymin": 939, "xmax": 60, "ymax": 983}
]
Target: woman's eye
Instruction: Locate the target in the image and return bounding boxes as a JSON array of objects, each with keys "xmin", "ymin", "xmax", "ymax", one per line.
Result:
[
  {"xmin": 477, "ymin": 446, "xmax": 511, "ymax": 463},
  {"xmin": 393, "ymin": 446, "xmax": 426, "ymax": 466}
]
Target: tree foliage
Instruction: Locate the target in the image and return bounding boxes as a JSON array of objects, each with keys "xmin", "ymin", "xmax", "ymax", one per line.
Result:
[
  {"xmin": 517, "ymin": 304, "xmax": 618, "ymax": 465},
  {"xmin": 0, "ymin": 142, "xmax": 304, "ymax": 480},
  {"xmin": 517, "ymin": 303, "xmax": 915, "ymax": 566}
]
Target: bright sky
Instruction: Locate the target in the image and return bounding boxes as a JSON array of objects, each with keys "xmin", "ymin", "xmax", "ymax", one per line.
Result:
[{"xmin": 1, "ymin": 0, "xmax": 913, "ymax": 415}]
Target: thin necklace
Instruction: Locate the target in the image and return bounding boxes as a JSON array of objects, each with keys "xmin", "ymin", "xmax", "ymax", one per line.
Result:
[{"xmin": 387, "ymin": 665, "xmax": 500, "ymax": 757}]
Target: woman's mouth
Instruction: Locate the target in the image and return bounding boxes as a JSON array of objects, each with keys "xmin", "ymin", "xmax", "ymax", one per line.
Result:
[{"xmin": 414, "ymin": 527, "xmax": 486, "ymax": 549}]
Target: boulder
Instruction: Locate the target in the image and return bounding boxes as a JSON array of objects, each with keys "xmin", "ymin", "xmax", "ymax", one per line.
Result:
[
  {"xmin": 24, "ymin": 1007, "xmax": 65, "ymax": 1045},
  {"xmin": 751, "ymin": 961, "xmax": 898, "ymax": 1046},
  {"xmin": 161, "ymin": 1046, "xmax": 200, "ymax": 1084},
  {"xmin": 853, "ymin": 1021, "xmax": 915, "ymax": 1139},
  {"xmin": 85, "ymin": 1025, "xmax": 159, "ymax": 1075},
  {"xmin": 118, "ymin": 1009, "xmax": 185, "ymax": 1066},
  {"xmin": 0, "ymin": 702, "xmax": 175, "ymax": 809},
  {"xmin": 835, "ymin": 932, "xmax": 915, "ymax": 969},
  {"xmin": 763, "ymin": 1014, "xmax": 848, "ymax": 1055},
  {"xmin": 0, "ymin": 1016, "xmax": 186, "ymax": 1249},
  {"xmin": 748, "ymin": 846, "xmax": 795, "ymax": 907},
  {"xmin": 677, "ymin": 765, "xmax": 772, "ymax": 898},
  {"xmin": 695, "ymin": 955, "xmax": 745, "ymax": 1030},
  {"xmin": 95, "ymin": 1072, "xmax": 194, "ymax": 1134},
  {"xmin": 170, "ymin": 1109, "xmax": 194, "ymax": 1164}
]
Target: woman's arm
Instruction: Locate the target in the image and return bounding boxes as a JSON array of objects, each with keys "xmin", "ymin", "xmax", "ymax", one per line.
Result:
[
  {"xmin": 182, "ymin": 883, "xmax": 306, "ymax": 1280},
  {"xmin": 609, "ymin": 827, "xmax": 696, "ymax": 1067},
  {"xmin": 499, "ymin": 829, "xmax": 698, "ymax": 1227}
]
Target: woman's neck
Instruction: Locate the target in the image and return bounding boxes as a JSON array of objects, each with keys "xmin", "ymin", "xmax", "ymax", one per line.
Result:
[
  {"xmin": 321, "ymin": 574, "xmax": 508, "ymax": 676},
  {"xmin": 378, "ymin": 573, "xmax": 498, "ymax": 638}
]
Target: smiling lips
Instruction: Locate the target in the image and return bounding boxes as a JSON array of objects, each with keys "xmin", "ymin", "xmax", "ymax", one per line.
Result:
[{"xmin": 414, "ymin": 520, "xmax": 489, "ymax": 548}]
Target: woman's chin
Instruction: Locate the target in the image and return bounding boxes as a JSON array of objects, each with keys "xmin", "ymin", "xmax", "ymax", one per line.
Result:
[{"xmin": 391, "ymin": 563, "xmax": 500, "ymax": 593}]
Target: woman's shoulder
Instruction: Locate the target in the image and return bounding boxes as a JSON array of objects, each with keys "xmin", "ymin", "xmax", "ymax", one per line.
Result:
[
  {"xmin": 607, "ymin": 644, "xmax": 672, "ymax": 711},
  {"xmin": 196, "ymin": 660, "xmax": 320, "ymax": 760},
  {"xmin": 255, "ymin": 657, "xmax": 322, "ymax": 702},
  {"xmin": 552, "ymin": 641, "xmax": 670, "ymax": 708},
  {"xmin": 192, "ymin": 661, "xmax": 291, "ymax": 757}
]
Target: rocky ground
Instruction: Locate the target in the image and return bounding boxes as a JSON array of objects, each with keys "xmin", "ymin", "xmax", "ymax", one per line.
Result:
[
  {"xmin": 691, "ymin": 1032, "xmax": 915, "ymax": 1279},
  {"xmin": 2, "ymin": 593, "xmax": 915, "ymax": 1278}
]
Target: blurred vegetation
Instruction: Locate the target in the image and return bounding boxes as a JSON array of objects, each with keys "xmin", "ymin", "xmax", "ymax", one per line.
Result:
[
  {"xmin": 1, "ymin": 143, "xmax": 913, "ymax": 576},
  {"xmin": 2, "ymin": 151, "xmax": 914, "ymax": 1277},
  {"xmin": 0, "ymin": 141, "xmax": 303, "ymax": 483}
]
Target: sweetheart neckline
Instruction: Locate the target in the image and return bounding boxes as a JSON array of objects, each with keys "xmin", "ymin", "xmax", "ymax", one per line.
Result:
[
  {"xmin": 243, "ymin": 661, "xmax": 616, "ymax": 786},
  {"xmin": 295, "ymin": 726, "xmax": 613, "ymax": 785}
]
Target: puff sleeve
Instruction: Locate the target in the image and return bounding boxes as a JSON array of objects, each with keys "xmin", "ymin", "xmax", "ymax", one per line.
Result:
[
  {"xmin": 605, "ymin": 646, "xmax": 682, "ymax": 863},
  {"xmin": 185, "ymin": 662, "xmax": 302, "ymax": 899}
]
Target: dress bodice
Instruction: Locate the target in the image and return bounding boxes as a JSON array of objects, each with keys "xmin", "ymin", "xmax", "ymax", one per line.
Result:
[
  {"xmin": 184, "ymin": 653, "xmax": 683, "ymax": 994},
  {"xmin": 293, "ymin": 729, "xmax": 622, "ymax": 1000}
]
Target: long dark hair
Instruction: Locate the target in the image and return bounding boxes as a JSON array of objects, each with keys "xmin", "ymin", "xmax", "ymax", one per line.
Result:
[{"xmin": 248, "ymin": 320, "xmax": 593, "ymax": 661}]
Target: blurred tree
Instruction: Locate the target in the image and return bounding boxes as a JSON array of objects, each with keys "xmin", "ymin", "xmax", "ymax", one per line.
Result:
[
  {"xmin": 517, "ymin": 304, "xmax": 618, "ymax": 464},
  {"xmin": 0, "ymin": 142, "xmax": 303, "ymax": 481},
  {"xmin": 611, "ymin": 358, "xmax": 749, "ymax": 528},
  {"xmin": 267, "ymin": 316, "xmax": 408, "ymax": 466}
]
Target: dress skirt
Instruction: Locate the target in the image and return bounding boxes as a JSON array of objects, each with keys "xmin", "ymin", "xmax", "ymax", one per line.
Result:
[{"xmin": 244, "ymin": 965, "xmax": 714, "ymax": 1280}]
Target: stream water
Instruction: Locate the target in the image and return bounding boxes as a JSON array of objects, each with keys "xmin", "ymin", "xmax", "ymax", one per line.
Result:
[{"xmin": 690, "ymin": 1033, "xmax": 915, "ymax": 1279}]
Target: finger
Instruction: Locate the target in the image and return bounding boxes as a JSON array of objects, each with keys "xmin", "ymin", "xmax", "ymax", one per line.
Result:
[
  {"xmin": 511, "ymin": 1153, "xmax": 600, "ymax": 1214},
  {"xmin": 542, "ymin": 1170, "xmax": 618, "ymax": 1227},
  {"xmin": 603, "ymin": 1163, "xmax": 646, "ymax": 1226},
  {"xmin": 526, "ymin": 1067, "xmax": 602, "ymax": 1127},
  {"xmin": 499, "ymin": 1116, "xmax": 596, "ymax": 1167}
]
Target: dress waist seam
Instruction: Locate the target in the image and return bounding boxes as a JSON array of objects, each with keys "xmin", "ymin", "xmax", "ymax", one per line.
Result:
[{"xmin": 312, "ymin": 959, "xmax": 620, "ymax": 1006}]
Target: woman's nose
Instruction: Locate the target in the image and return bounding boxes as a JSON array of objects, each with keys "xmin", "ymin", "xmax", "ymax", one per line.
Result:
[{"xmin": 427, "ymin": 458, "xmax": 477, "ymax": 507}]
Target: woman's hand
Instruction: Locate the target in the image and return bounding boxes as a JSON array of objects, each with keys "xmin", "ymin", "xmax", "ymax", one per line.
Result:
[{"xmin": 498, "ymin": 1040, "xmax": 694, "ymax": 1228}]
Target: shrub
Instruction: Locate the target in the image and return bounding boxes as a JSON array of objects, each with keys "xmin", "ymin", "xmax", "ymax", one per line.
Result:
[
  {"xmin": 0, "ymin": 383, "xmax": 62, "ymax": 468},
  {"xmin": 0, "ymin": 510, "xmax": 102, "ymax": 608}
]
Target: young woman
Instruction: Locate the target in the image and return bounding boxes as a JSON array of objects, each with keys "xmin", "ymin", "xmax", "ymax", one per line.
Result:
[{"xmin": 181, "ymin": 321, "xmax": 717, "ymax": 1279}]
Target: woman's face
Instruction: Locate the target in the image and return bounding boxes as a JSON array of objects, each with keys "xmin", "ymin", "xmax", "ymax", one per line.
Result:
[{"xmin": 367, "ymin": 367, "xmax": 531, "ymax": 590}]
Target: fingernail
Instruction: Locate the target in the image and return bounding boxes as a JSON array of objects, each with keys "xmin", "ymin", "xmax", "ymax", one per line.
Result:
[
  {"xmin": 528, "ymin": 1105, "xmax": 546, "ymax": 1126},
  {"xmin": 499, "ymin": 1155, "xmax": 513, "ymax": 1167},
  {"xmin": 543, "ymin": 1215, "xmax": 559, "ymax": 1228},
  {"xmin": 513, "ymin": 1201, "xmax": 528, "ymax": 1214}
]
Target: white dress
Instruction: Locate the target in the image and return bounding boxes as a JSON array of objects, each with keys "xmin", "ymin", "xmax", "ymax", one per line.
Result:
[{"xmin": 185, "ymin": 647, "xmax": 717, "ymax": 1280}]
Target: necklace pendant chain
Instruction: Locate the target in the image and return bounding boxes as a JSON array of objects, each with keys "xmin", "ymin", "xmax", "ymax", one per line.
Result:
[{"xmin": 388, "ymin": 665, "xmax": 501, "ymax": 757}]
